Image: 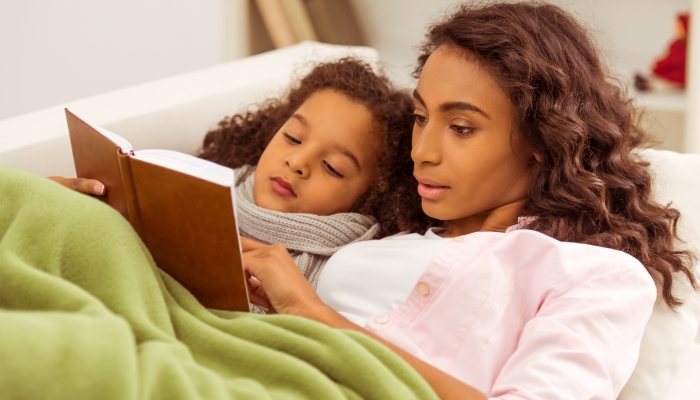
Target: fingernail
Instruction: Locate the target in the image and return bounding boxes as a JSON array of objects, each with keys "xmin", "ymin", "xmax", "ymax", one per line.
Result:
[{"xmin": 93, "ymin": 184, "xmax": 104, "ymax": 194}]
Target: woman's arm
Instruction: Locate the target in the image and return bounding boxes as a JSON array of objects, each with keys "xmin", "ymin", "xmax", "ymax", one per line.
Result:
[
  {"xmin": 241, "ymin": 238, "xmax": 486, "ymax": 400},
  {"xmin": 312, "ymin": 306, "xmax": 486, "ymax": 400}
]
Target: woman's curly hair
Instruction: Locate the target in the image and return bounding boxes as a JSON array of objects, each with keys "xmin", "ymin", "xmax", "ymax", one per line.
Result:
[
  {"xmin": 198, "ymin": 58, "xmax": 437, "ymax": 237},
  {"xmin": 415, "ymin": 2, "xmax": 696, "ymax": 308}
]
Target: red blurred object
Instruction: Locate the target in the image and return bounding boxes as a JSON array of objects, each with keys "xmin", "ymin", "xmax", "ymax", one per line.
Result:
[{"xmin": 652, "ymin": 13, "xmax": 689, "ymax": 86}]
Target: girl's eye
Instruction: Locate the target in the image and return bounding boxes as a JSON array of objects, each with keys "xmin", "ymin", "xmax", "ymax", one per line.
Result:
[
  {"xmin": 284, "ymin": 133, "xmax": 301, "ymax": 144},
  {"xmin": 323, "ymin": 161, "xmax": 344, "ymax": 178},
  {"xmin": 413, "ymin": 114, "xmax": 428, "ymax": 124},
  {"xmin": 451, "ymin": 125, "xmax": 474, "ymax": 137}
]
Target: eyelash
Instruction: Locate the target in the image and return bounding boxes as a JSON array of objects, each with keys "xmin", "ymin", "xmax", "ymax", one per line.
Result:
[
  {"xmin": 324, "ymin": 161, "xmax": 343, "ymax": 178},
  {"xmin": 413, "ymin": 113, "xmax": 427, "ymax": 125},
  {"xmin": 450, "ymin": 125, "xmax": 474, "ymax": 137},
  {"xmin": 285, "ymin": 133, "xmax": 344, "ymax": 178},
  {"xmin": 284, "ymin": 133, "xmax": 301, "ymax": 144},
  {"xmin": 413, "ymin": 115, "xmax": 475, "ymax": 138}
]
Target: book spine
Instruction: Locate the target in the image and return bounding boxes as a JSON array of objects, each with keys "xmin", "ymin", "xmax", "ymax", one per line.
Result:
[{"xmin": 118, "ymin": 152, "xmax": 144, "ymax": 238}]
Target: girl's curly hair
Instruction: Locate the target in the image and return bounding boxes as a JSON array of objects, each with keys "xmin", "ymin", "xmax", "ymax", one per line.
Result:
[
  {"xmin": 198, "ymin": 57, "xmax": 437, "ymax": 237},
  {"xmin": 415, "ymin": 2, "xmax": 696, "ymax": 308}
]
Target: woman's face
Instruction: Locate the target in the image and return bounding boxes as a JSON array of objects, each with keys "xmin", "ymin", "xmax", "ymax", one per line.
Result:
[
  {"xmin": 412, "ymin": 46, "xmax": 538, "ymax": 228},
  {"xmin": 254, "ymin": 89, "xmax": 381, "ymax": 215}
]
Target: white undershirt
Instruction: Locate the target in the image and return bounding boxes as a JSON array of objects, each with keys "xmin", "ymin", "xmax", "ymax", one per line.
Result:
[{"xmin": 316, "ymin": 228, "xmax": 451, "ymax": 326}]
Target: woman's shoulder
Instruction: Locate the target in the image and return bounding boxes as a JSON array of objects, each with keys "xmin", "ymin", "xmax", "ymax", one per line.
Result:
[{"xmin": 486, "ymin": 229, "xmax": 656, "ymax": 294}]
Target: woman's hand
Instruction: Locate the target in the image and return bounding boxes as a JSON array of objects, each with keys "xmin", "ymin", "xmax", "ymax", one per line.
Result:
[
  {"xmin": 241, "ymin": 237, "xmax": 328, "ymax": 319},
  {"xmin": 48, "ymin": 176, "xmax": 105, "ymax": 195},
  {"xmin": 240, "ymin": 237, "xmax": 484, "ymax": 399}
]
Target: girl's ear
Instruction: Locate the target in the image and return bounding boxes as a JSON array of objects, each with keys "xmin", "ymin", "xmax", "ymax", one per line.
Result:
[{"xmin": 533, "ymin": 152, "xmax": 544, "ymax": 163}]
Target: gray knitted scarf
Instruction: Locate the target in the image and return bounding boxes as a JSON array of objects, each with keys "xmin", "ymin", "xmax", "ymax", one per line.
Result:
[{"xmin": 234, "ymin": 166, "xmax": 379, "ymax": 294}]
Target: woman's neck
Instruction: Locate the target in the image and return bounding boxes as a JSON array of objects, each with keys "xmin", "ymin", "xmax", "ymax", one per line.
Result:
[{"xmin": 438, "ymin": 198, "xmax": 527, "ymax": 238}]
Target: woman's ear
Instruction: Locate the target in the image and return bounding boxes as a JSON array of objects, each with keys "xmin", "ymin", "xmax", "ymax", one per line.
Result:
[{"xmin": 533, "ymin": 152, "xmax": 544, "ymax": 163}]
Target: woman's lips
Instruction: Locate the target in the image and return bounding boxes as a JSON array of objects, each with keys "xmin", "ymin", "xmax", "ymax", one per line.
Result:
[
  {"xmin": 417, "ymin": 182, "xmax": 450, "ymax": 199},
  {"xmin": 270, "ymin": 177, "xmax": 297, "ymax": 198}
]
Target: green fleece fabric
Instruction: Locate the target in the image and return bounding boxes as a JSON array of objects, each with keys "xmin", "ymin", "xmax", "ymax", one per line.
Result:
[{"xmin": 0, "ymin": 168, "xmax": 437, "ymax": 400}]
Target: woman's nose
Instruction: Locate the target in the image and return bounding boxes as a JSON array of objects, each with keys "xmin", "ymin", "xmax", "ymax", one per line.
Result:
[{"xmin": 411, "ymin": 124, "xmax": 442, "ymax": 165}]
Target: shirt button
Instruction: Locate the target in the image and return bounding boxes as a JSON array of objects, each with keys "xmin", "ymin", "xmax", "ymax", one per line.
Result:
[
  {"xmin": 374, "ymin": 314, "xmax": 389, "ymax": 324},
  {"xmin": 452, "ymin": 236, "xmax": 465, "ymax": 243},
  {"xmin": 416, "ymin": 282, "xmax": 430, "ymax": 296}
]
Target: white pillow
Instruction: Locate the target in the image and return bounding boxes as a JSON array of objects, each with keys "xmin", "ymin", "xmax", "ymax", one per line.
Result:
[{"xmin": 618, "ymin": 149, "xmax": 700, "ymax": 399}]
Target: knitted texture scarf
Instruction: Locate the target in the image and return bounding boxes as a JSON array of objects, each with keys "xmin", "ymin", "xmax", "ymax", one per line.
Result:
[{"xmin": 234, "ymin": 166, "xmax": 379, "ymax": 310}]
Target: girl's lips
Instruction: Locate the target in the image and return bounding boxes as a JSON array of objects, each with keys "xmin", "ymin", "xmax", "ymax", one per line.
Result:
[
  {"xmin": 417, "ymin": 182, "xmax": 450, "ymax": 199},
  {"xmin": 270, "ymin": 177, "xmax": 297, "ymax": 198}
]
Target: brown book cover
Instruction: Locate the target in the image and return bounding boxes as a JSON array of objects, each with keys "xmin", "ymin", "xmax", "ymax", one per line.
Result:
[{"xmin": 65, "ymin": 109, "xmax": 250, "ymax": 312}]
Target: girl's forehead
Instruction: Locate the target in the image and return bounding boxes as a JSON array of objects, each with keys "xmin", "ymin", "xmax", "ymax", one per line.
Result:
[
  {"xmin": 289, "ymin": 91, "xmax": 381, "ymax": 160},
  {"xmin": 295, "ymin": 91, "xmax": 376, "ymax": 132}
]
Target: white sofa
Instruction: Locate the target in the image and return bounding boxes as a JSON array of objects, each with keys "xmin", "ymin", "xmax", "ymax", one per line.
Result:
[{"xmin": 1, "ymin": 41, "xmax": 698, "ymax": 400}]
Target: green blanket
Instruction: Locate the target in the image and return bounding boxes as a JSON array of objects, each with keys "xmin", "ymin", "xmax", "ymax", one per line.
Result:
[{"xmin": 0, "ymin": 168, "xmax": 437, "ymax": 400}]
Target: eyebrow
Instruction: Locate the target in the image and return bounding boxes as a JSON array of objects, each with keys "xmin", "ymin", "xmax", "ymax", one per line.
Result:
[
  {"xmin": 413, "ymin": 89, "xmax": 491, "ymax": 120},
  {"xmin": 290, "ymin": 113, "xmax": 308, "ymax": 125},
  {"xmin": 336, "ymin": 144, "xmax": 361, "ymax": 170}
]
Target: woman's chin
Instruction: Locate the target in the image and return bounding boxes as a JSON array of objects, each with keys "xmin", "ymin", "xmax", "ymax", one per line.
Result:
[{"xmin": 421, "ymin": 200, "xmax": 452, "ymax": 221}]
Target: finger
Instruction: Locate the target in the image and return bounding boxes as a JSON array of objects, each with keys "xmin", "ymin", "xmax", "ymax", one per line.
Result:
[
  {"xmin": 242, "ymin": 251, "xmax": 269, "ymax": 281},
  {"xmin": 78, "ymin": 178, "xmax": 105, "ymax": 195},
  {"xmin": 244, "ymin": 276, "xmax": 267, "ymax": 307},
  {"xmin": 254, "ymin": 285, "xmax": 266, "ymax": 297},
  {"xmin": 248, "ymin": 276, "xmax": 261, "ymax": 291},
  {"xmin": 48, "ymin": 177, "xmax": 105, "ymax": 195},
  {"xmin": 248, "ymin": 291, "xmax": 272, "ymax": 310},
  {"xmin": 240, "ymin": 237, "xmax": 267, "ymax": 252}
]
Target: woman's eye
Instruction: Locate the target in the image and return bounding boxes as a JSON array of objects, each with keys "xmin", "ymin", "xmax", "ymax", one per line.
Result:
[
  {"xmin": 323, "ymin": 161, "xmax": 344, "ymax": 178},
  {"xmin": 284, "ymin": 133, "xmax": 301, "ymax": 144},
  {"xmin": 451, "ymin": 125, "xmax": 474, "ymax": 137},
  {"xmin": 413, "ymin": 114, "xmax": 428, "ymax": 124}
]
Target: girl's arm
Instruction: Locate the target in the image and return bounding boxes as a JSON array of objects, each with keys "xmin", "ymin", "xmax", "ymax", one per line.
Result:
[{"xmin": 241, "ymin": 238, "xmax": 486, "ymax": 400}]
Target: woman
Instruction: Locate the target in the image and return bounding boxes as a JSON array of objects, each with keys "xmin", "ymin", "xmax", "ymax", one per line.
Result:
[{"xmin": 242, "ymin": 2, "xmax": 697, "ymax": 399}]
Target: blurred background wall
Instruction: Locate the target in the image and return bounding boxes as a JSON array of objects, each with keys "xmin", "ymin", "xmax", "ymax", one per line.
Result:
[
  {"xmin": 351, "ymin": 0, "xmax": 692, "ymax": 153},
  {"xmin": 0, "ymin": 0, "xmax": 248, "ymax": 121},
  {"xmin": 1, "ymin": 0, "xmax": 696, "ymax": 152},
  {"xmin": 353, "ymin": 0, "xmax": 689, "ymax": 83}
]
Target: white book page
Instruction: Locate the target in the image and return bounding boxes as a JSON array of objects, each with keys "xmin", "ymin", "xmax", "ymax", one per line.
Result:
[
  {"xmin": 133, "ymin": 149, "xmax": 234, "ymax": 187},
  {"xmin": 67, "ymin": 109, "xmax": 133, "ymax": 154}
]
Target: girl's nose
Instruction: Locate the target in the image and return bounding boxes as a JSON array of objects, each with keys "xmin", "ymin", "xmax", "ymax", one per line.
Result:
[{"xmin": 285, "ymin": 154, "xmax": 310, "ymax": 178}]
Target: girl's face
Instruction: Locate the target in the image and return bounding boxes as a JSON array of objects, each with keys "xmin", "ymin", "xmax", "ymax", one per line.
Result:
[
  {"xmin": 254, "ymin": 89, "xmax": 381, "ymax": 215},
  {"xmin": 412, "ymin": 46, "xmax": 539, "ymax": 230}
]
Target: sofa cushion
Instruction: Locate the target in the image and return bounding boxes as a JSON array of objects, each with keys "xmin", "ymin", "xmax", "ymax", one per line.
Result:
[
  {"xmin": 618, "ymin": 148, "xmax": 700, "ymax": 399},
  {"xmin": 0, "ymin": 41, "xmax": 380, "ymax": 178}
]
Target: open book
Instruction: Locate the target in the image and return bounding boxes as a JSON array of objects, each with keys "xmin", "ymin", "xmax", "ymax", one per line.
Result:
[{"xmin": 65, "ymin": 109, "xmax": 249, "ymax": 312}]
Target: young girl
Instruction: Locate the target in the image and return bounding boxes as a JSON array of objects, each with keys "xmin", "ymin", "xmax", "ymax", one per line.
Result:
[
  {"xmin": 50, "ymin": 58, "xmax": 435, "ymax": 306},
  {"xmin": 196, "ymin": 58, "xmax": 434, "ymax": 291}
]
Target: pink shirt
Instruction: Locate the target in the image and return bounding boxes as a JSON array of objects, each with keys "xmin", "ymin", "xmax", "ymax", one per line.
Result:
[{"xmin": 329, "ymin": 229, "xmax": 656, "ymax": 399}]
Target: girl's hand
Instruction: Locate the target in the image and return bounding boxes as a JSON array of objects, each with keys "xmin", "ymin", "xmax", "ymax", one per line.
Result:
[
  {"xmin": 241, "ymin": 237, "xmax": 327, "ymax": 319},
  {"xmin": 48, "ymin": 176, "xmax": 105, "ymax": 195}
]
